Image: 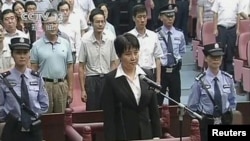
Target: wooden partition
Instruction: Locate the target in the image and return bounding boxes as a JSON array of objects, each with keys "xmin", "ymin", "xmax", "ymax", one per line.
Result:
[
  {"xmin": 168, "ymin": 105, "xmax": 192, "ymax": 137},
  {"xmin": 72, "ymin": 110, "xmax": 103, "ymax": 123},
  {"xmin": 41, "ymin": 113, "xmax": 65, "ymax": 141},
  {"xmin": 40, "ymin": 102, "xmax": 250, "ymax": 141},
  {"xmin": 70, "ymin": 102, "xmax": 250, "ymax": 138},
  {"xmin": 236, "ymin": 101, "xmax": 250, "ymax": 124}
]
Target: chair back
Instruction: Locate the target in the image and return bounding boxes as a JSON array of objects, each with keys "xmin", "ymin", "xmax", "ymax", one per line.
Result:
[
  {"xmin": 238, "ymin": 32, "xmax": 250, "ymax": 60},
  {"xmin": 247, "ymin": 40, "xmax": 250, "ymax": 66},
  {"xmin": 239, "ymin": 19, "xmax": 250, "ymax": 34},
  {"xmin": 201, "ymin": 21, "xmax": 216, "ymax": 45}
]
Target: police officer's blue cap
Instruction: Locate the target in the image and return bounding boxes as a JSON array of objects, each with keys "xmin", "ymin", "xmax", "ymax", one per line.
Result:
[
  {"xmin": 203, "ymin": 43, "xmax": 224, "ymax": 56},
  {"xmin": 9, "ymin": 37, "xmax": 31, "ymax": 50},
  {"xmin": 159, "ymin": 4, "xmax": 177, "ymax": 17}
]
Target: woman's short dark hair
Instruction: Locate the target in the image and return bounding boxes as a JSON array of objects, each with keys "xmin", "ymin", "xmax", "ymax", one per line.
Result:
[
  {"xmin": 114, "ymin": 33, "xmax": 140, "ymax": 58},
  {"xmin": 97, "ymin": 3, "xmax": 108, "ymax": 9},
  {"xmin": 12, "ymin": 1, "xmax": 25, "ymax": 13}
]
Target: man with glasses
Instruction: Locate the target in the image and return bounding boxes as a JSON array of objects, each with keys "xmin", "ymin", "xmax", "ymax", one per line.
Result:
[{"xmin": 30, "ymin": 9, "xmax": 74, "ymax": 113}]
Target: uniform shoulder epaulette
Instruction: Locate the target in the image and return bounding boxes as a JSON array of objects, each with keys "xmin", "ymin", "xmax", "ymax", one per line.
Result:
[
  {"xmin": 155, "ymin": 27, "xmax": 162, "ymax": 33},
  {"xmin": 0, "ymin": 71, "xmax": 11, "ymax": 78},
  {"xmin": 31, "ymin": 70, "xmax": 40, "ymax": 77},
  {"xmin": 221, "ymin": 71, "xmax": 233, "ymax": 79},
  {"xmin": 195, "ymin": 72, "xmax": 206, "ymax": 81}
]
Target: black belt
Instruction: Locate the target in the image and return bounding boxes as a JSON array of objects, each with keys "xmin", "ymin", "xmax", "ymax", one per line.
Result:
[
  {"xmin": 143, "ymin": 68, "xmax": 156, "ymax": 74},
  {"xmin": 43, "ymin": 77, "xmax": 65, "ymax": 83},
  {"xmin": 218, "ymin": 25, "xmax": 236, "ymax": 30},
  {"xmin": 17, "ymin": 119, "xmax": 41, "ymax": 132},
  {"xmin": 199, "ymin": 112, "xmax": 227, "ymax": 119},
  {"xmin": 202, "ymin": 113, "xmax": 218, "ymax": 119},
  {"xmin": 162, "ymin": 65, "xmax": 177, "ymax": 68},
  {"xmin": 89, "ymin": 74, "xmax": 106, "ymax": 78}
]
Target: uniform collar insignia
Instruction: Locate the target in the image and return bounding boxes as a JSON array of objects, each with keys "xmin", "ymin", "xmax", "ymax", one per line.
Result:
[
  {"xmin": 30, "ymin": 81, "xmax": 38, "ymax": 85},
  {"xmin": 168, "ymin": 5, "xmax": 172, "ymax": 9},
  {"xmin": 202, "ymin": 84, "xmax": 211, "ymax": 89},
  {"xmin": 19, "ymin": 37, "xmax": 24, "ymax": 43},
  {"xmin": 223, "ymin": 85, "xmax": 230, "ymax": 88},
  {"xmin": 214, "ymin": 43, "xmax": 219, "ymax": 49}
]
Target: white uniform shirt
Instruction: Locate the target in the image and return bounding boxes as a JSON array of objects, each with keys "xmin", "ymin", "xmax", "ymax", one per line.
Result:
[
  {"xmin": 71, "ymin": 9, "xmax": 89, "ymax": 32},
  {"xmin": 211, "ymin": 0, "xmax": 242, "ymax": 27},
  {"xmin": 239, "ymin": 0, "xmax": 250, "ymax": 16},
  {"xmin": 59, "ymin": 21, "xmax": 82, "ymax": 62},
  {"xmin": 0, "ymin": 39, "xmax": 14, "ymax": 72},
  {"xmin": 74, "ymin": 0, "xmax": 95, "ymax": 21},
  {"xmin": 1, "ymin": 1, "xmax": 13, "ymax": 11},
  {"xmin": 128, "ymin": 28, "xmax": 163, "ymax": 69}
]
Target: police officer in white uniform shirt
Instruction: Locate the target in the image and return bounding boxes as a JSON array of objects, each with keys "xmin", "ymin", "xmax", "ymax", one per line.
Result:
[
  {"xmin": 156, "ymin": 4, "xmax": 186, "ymax": 106},
  {"xmin": 187, "ymin": 43, "xmax": 236, "ymax": 141}
]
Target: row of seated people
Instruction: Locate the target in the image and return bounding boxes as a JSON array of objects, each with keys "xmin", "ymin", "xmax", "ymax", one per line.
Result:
[
  {"xmin": 191, "ymin": 19, "xmax": 250, "ymax": 94},
  {"xmin": 41, "ymin": 105, "xmax": 201, "ymax": 141}
]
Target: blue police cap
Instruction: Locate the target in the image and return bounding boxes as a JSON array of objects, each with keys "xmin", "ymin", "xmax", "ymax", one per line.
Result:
[
  {"xmin": 159, "ymin": 4, "xmax": 177, "ymax": 17},
  {"xmin": 9, "ymin": 37, "xmax": 31, "ymax": 50},
  {"xmin": 203, "ymin": 43, "xmax": 224, "ymax": 56}
]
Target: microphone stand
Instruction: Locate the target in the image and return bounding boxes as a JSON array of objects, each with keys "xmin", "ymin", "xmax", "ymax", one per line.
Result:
[{"xmin": 148, "ymin": 86, "xmax": 202, "ymax": 141}]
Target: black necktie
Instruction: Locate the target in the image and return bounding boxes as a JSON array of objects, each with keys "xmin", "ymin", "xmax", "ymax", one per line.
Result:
[
  {"xmin": 213, "ymin": 77, "xmax": 222, "ymax": 116},
  {"xmin": 167, "ymin": 31, "xmax": 175, "ymax": 66},
  {"xmin": 21, "ymin": 74, "xmax": 32, "ymax": 130}
]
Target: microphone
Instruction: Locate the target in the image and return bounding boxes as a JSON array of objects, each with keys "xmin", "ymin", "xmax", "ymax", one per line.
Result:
[{"xmin": 139, "ymin": 74, "xmax": 162, "ymax": 90}]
